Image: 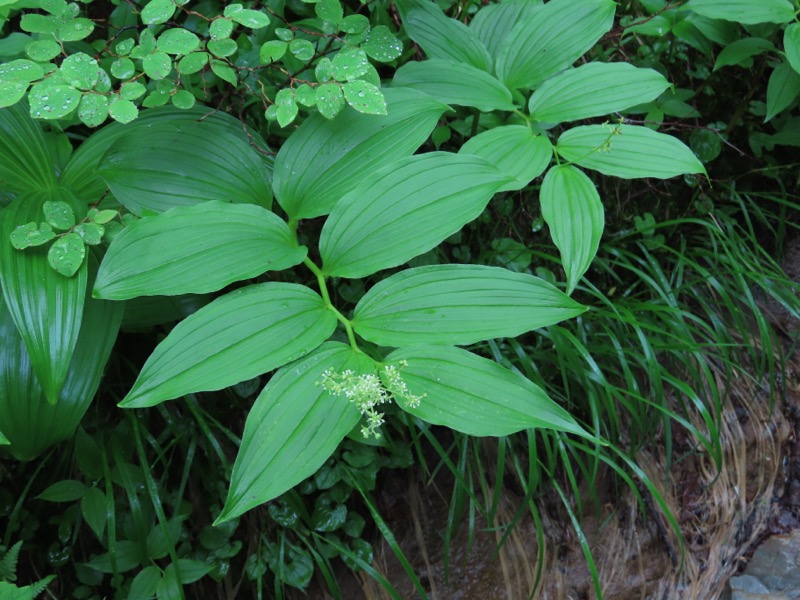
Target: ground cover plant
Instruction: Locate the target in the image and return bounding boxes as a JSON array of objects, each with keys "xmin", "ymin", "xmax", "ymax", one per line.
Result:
[{"xmin": 1, "ymin": 0, "xmax": 800, "ymax": 597}]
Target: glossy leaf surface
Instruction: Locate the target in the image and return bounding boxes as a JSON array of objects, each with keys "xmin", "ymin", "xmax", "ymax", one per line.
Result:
[
  {"xmin": 392, "ymin": 60, "xmax": 516, "ymax": 112},
  {"xmin": 217, "ymin": 343, "xmax": 373, "ymax": 522},
  {"xmin": 61, "ymin": 106, "xmax": 273, "ymax": 204},
  {"xmin": 540, "ymin": 165, "xmax": 604, "ymax": 294},
  {"xmin": 528, "ymin": 62, "xmax": 669, "ymax": 123},
  {"xmin": 0, "ymin": 253, "xmax": 123, "ymax": 460},
  {"xmin": 320, "ymin": 153, "xmax": 510, "ymax": 279},
  {"xmin": 94, "ymin": 201, "xmax": 305, "ymax": 299},
  {"xmin": 0, "ymin": 101, "xmax": 56, "ymax": 193},
  {"xmin": 684, "ymin": 0, "xmax": 794, "ymax": 24},
  {"xmin": 557, "ymin": 125, "xmax": 706, "ymax": 179},
  {"xmin": 384, "ymin": 345, "xmax": 589, "ymax": 438},
  {"xmin": 0, "ymin": 191, "xmax": 87, "ymax": 403},
  {"xmin": 459, "ymin": 125, "xmax": 552, "ymax": 191},
  {"xmin": 496, "ymin": 0, "xmax": 615, "ymax": 90},
  {"xmin": 469, "ymin": 0, "xmax": 542, "ymax": 60},
  {"xmin": 396, "ymin": 0, "xmax": 492, "ymax": 72},
  {"xmin": 119, "ymin": 283, "xmax": 337, "ymax": 408},
  {"xmin": 98, "ymin": 120, "xmax": 272, "ymax": 215},
  {"xmin": 353, "ymin": 264, "xmax": 586, "ymax": 346},
  {"xmin": 273, "ymin": 87, "xmax": 447, "ymax": 219}
]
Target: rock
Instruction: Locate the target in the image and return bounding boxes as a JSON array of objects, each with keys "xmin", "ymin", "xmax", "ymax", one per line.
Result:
[{"xmin": 726, "ymin": 529, "xmax": 800, "ymax": 600}]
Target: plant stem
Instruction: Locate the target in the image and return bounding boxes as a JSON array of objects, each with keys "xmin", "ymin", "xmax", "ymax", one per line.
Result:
[{"xmin": 303, "ymin": 257, "xmax": 361, "ymax": 352}]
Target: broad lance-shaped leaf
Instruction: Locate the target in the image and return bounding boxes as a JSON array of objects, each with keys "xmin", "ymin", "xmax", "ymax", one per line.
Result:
[
  {"xmin": 785, "ymin": 24, "xmax": 800, "ymax": 76},
  {"xmin": 94, "ymin": 201, "xmax": 306, "ymax": 300},
  {"xmin": 395, "ymin": 0, "xmax": 492, "ymax": 72},
  {"xmin": 0, "ymin": 101, "xmax": 56, "ymax": 193},
  {"xmin": 392, "ymin": 60, "xmax": 516, "ymax": 112},
  {"xmin": 60, "ymin": 105, "xmax": 273, "ymax": 203},
  {"xmin": 119, "ymin": 283, "xmax": 337, "ymax": 408},
  {"xmin": 352, "ymin": 264, "xmax": 586, "ymax": 346},
  {"xmin": 496, "ymin": 0, "xmax": 615, "ymax": 90},
  {"xmin": 217, "ymin": 343, "xmax": 374, "ymax": 523},
  {"xmin": 320, "ymin": 153, "xmax": 512, "ymax": 279},
  {"xmin": 540, "ymin": 165, "xmax": 604, "ymax": 295},
  {"xmin": 274, "ymin": 87, "xmax": 447, "ymax": 220},
  {"xmin": 766, "ymin": 61, "xmax": 800, "ymax": 122},
  {"xmin": 97, "ymin": 119, "xmax": 272, "ymax": 215},
  {"xmin": 459, "ymin": 125, "xmax": 552, "ymax": 191},
  {"xmin": 528, "ymin": 62, "xmax": 670, "ymax": 124},
  {"xmin": 684, "ymin": 0, "xmax": 794, "ymax": 25},
  {"xmin": 713, "ymin": 38, "xmax": 776, "ymax": 71},
  {"xmin": 469, "ymin": 0, "xmax": 543, "ymax": 62},
  {"xmin": 0, "ymin": 190, "xmax": 87, "ymax": 404},
  {"xmin": 383, "ymin": 345, "xmax": 590, "ymax": 438},
  {"xmin": 0, "ymin": 252, "xmax": 123, "ymax": 460},
  {"xmin": 556, "ymin": 125, "xmax": 706, "ymax": 179}
]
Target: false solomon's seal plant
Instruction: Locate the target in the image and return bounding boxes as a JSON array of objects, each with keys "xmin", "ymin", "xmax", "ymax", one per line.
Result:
[{"xmin": 0, "ymin": 0, "xmax": 706, "ymax": 526}]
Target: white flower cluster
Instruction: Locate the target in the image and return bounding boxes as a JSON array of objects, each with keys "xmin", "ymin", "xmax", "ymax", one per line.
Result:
[{"xmin": 317, "ymin": 361, "xmax": 425, "ymax": 439}]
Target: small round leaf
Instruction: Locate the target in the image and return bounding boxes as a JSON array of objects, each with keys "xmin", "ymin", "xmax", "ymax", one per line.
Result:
[
  {"xmin": 315, "ymin": 83, "xmax": 344, "ymax": 118},
  {"xmin": 110, "ymin": 57, "xmax": 135, "ymax": 79},
  {"xmin": 157, "ymin": 28, "xmax": 200, "ymax": 55},
  {"xmin": 177, "ymin": 52, "xmax": 208, "ymax": 74},
  {"xmin": 28, "ymin": 83, "xmax": 80, "ymax": 119},
  {"xmin": 143, "ymin": 52, "xmax": 172, "ymax": 79},
  {"xmin": 43, "ymin": 200, "xmax": 75, "ymax": 230},
  {"xmin": 342, "ymin": 81, "xmax": 386, "ymax": 115},
  {"xmin": 26, "ymin": 40, "xmax": 61, "ymax": 61},
  {"xmin": 78, "ymin": 93, "xmax": 109, "ymax": 127},
  {"xmin": 108, "ymin": 97, "xmax": 139, "ymax": 123},
  {"xmin": 60, "ymin": 52, "xmax": 100, "ymax": 89},
  {"xmin": 47, "ymin": 232, "xmax": 86, "ymax": 276}
]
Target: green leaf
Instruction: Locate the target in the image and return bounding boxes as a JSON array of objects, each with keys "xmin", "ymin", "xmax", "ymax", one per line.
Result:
[
  {"xmin": 209, "ymin": 39, "xmax": 238, "ymax": 58},
  {"xmin": 0, "ymin": 430, "xmax": 8, "ymax": 445},
  {"xmin": 315, "ymin": 83, "xmax": 345, "ymax": 118},
  {"xmin": 0, "ymin": 191, "xmax": 87, "ymax": 403},
  {"xmin": 496, "ymin": 0, "xmax": 616, "ymax": 90},
  {"xmin": 9, "ymin": 221, "xmax": 55, "ymax": 248},
  {"xmin": 209, "ymin": 18, "xmax": 233, "ymax": 41},
  {"xmin": 80, "ymin": 487, "xmax": 106, "ymax": 539},
  {"xmin": 121, "ymin": 82, "xmax": 146, "ymax": 101},
  {"xmin": 0, "ymin": 59, "xmax": 44, "ymax": 83},
  {"xmin": 540, "ymin": 165, "xmax": 604, "ymax": 294},
  {"xmin": 259, "ymin": 40, "xmax": 287, "ymax": 63},
  {"xmin": 316, "ymin": 0, "xmax": 343, "ymax": 23},
  {"xmin": 36, "ymin": 479, "xmax": 87, "ymax": 502},
  {"xmin": 210, "ymin": 59, "xmax": 237, "ymax": 84},
  {"xmin": 230, "ymin": 8, "xmax": 269, "ymax": 28},
  {"xmin": 331, "ymin": 46, "xmax": 369, "ymax": 80},
  {"xmin": 26, "ymin": 39, "xmax": 61, "ymax": 61},
  {"xmin": 785, "ymin": 25, "xmax": 800, "ymax": 76},
  {"xmin": 684, "ymin": 0, "xmax": 795, "ymax": 24},
  {"xmin": 469, "ymin": 0, "xmax": 542, "ymax": 59},
  {"xmin": 459, "ymin": 125, "xmax": 552, "ymax": 191},
  {"xmin": 108, "ymin": 97, "xmax": 138, "ymax": 123},
  {"xmin": 177, "ymin": 51, "xmax": 208, "ymax": 74},
  {"xmin": 28, "ymin": 83, "xmax": 80, "ymax": 119},
  {"xmin": 352, "ymin": 264, "xmax": 586, "ymax": 346},
  {"xmin": 20, "ymin": 13, "xmax": 58, "ymax": 34},
  {"xmin": 529, "ymin": 62, "xmax": 669, "ymax": 123},
  {"xmin": 94, "ymin": 201, "xmax": 305, "ymax": 299},
  {"xmin": 384, "ymin": 345, "xmax": 589, "ymax": 438},
  {"xmin": 163, "ymin": 560, "xmax": 211, "ymax": 585},
  {"xmin": 74, "ymin": 222, "xmax": 104, "ymax": 245},
  {"xmin": 129, "ymin": 566, "xmax": 162, "ymax": 600},
  {"xmin": 0, "ymin": 82, "xmax": 27, "ymax": 109},
  {"xmin": 98, "ymin": 119, "xmax": 272, "ymax": 214},
  {"xmin": 119, "ymin": 283, "xmax": 337, "ymax": 408},
  {"xmin": 713, "ymin": 37, "xmax": 776, "ymax": 70},
  {"xmin": 342, "ymin": 81, "xmax": 386, "ymax": 115},
  {"xmin": 766, "ymin": 60, "xmax": 800, "ymax": 122},
  {"xmin": 59, "ymin": 52, "xmax": 99, "ymax": 90},
  {"xmin": 0, "ymin": 101, "xmax": 56, "ymax": 193},
  {"xmin": 217, "ymin": 342, "xmax": 372, "ymax": 523},
  {"xmin": 320, "ymin": 153, "xmax": 510, "ymax": 278},
  {"xmin": 393, "ymin": 59, "xmax": 516, "ymax": 112},
  {"xmin": 0, "ymin": 252, "xmax": 123, "ymax": 460},
  {"xmin": 274, "ymin": 87, "xmax": 447, "ymax": 219},
  {"xmin": 47, "ymin": 232, "xmax": 85, "ymax": 277},
  {"xmin": 143, "ymin": 51, "xmax": 172, "ymax": 79},
  {"xmin": 43, "ymin": 200, "xmax": 74, "ymax": 230},
  {"xmin": 157, "ymin": 28, "xmax": 200, "ymax": 55},
  {"xmin": 57, "ymin": 18, "xmax": 94, "ymax": 41},
  {"xmin": 60, "ymin": 106, "xmax": 272, "ymax": 204},
  {"xmin": 362, "ymin": 26, "xmax": 403, "ymax": 62},
  {"xmin": 171, "ymin": 89, "xmax": 195, "ymax": 109},
  {"xmin": 396, "ymin": 0, "xmax": 492, "ymax": 72},
  {"xmin": 77, "ymin": 94, "xmax": 108, "ymax": 128},
  {"xmin": 556, "ymin": 124, "xmax": 706, "ymax": 179},
  {"xmin": 141, "ymin": 0, "xmax": 175, "ymax": 25}
]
